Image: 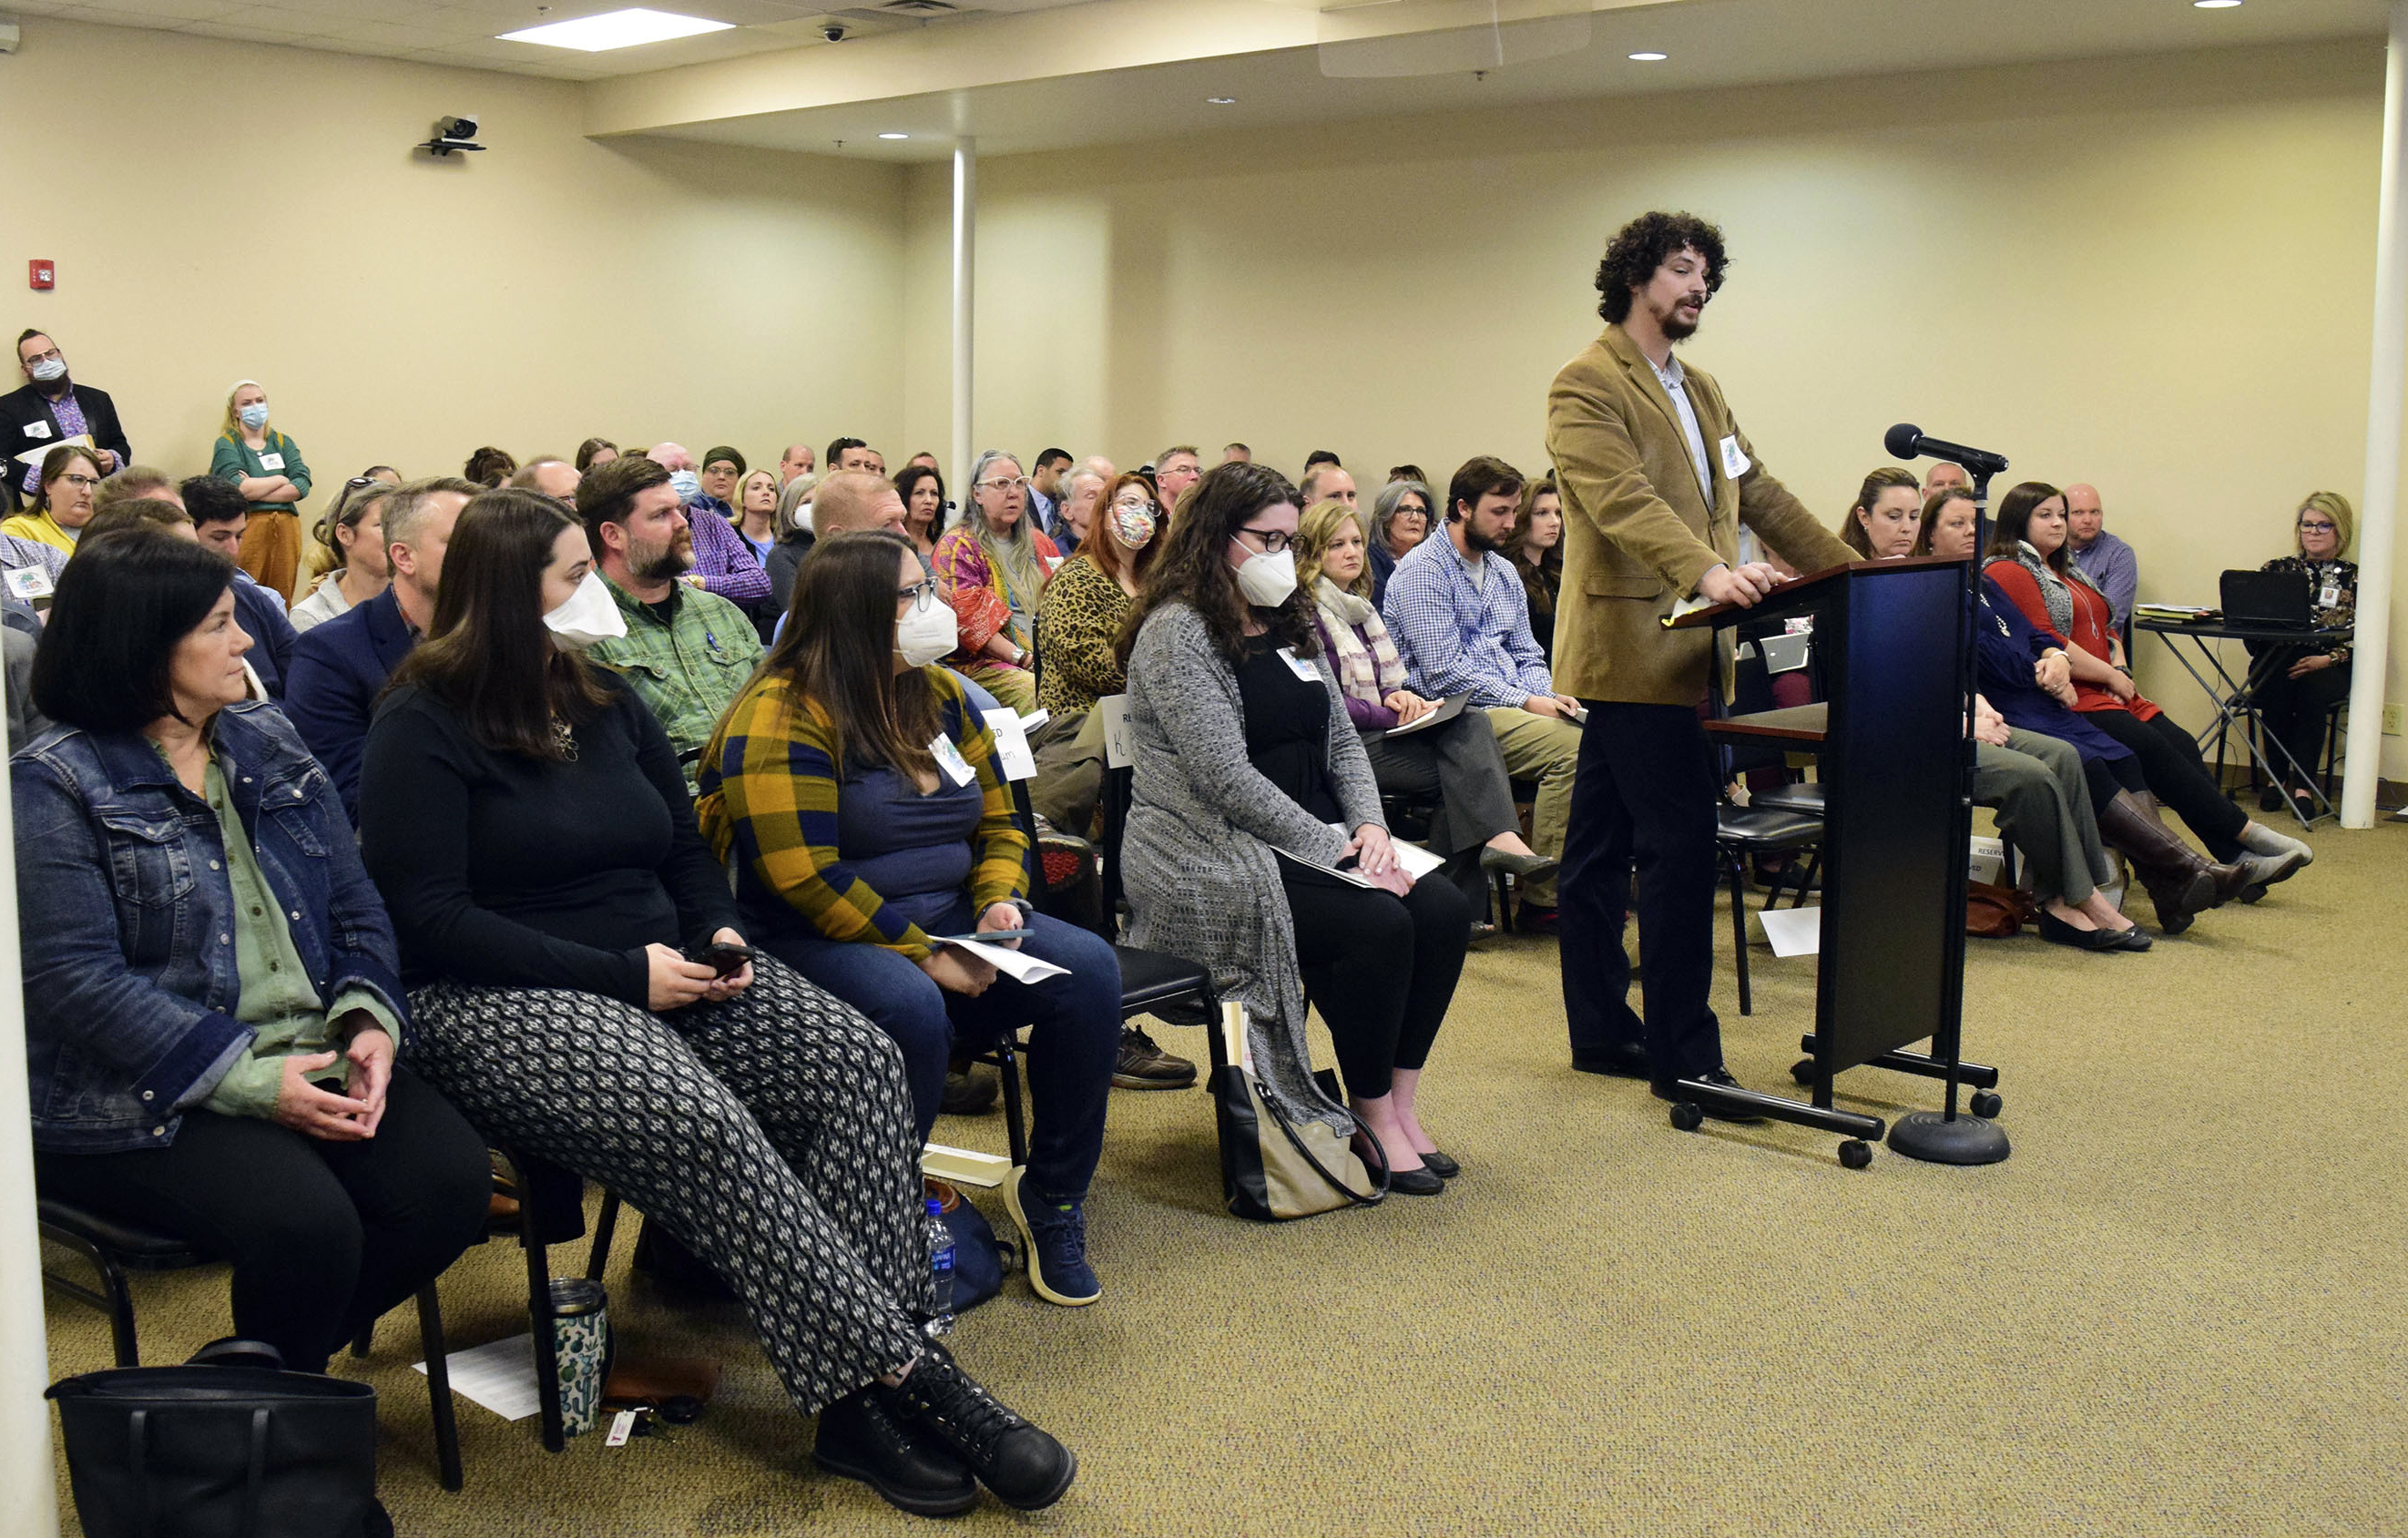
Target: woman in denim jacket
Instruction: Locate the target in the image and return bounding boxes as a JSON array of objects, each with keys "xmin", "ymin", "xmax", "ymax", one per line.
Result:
[{"xmin": 15, "ymin": 530, "xmax": 489, "ymax": 1373}]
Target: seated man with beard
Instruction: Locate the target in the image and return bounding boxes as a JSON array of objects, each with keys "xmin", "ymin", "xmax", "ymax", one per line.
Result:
[{"xmin": 579, "ymin": 455, "xmax": 765, "ymax": 789}]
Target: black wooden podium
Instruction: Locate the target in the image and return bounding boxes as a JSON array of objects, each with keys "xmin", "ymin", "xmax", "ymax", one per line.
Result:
[{"xmin": 1670, "ymin": 555, "xmax": 2003, "ymax": 1164}]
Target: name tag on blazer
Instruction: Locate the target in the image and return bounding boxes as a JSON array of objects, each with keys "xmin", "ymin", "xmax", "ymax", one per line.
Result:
[{"xmin": 1719, "ymin": 434, "xmax": 1750, "ymax": 479}]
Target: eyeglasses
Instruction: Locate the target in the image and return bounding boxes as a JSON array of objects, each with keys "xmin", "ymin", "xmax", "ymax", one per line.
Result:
[
  {"xmin": 2299, "ymin": 520, "xmax": 2338, "ymax": 534},
  {"xmin": 1232, "ymin": 525, "xmax": 1293, "ymax": 554},
  {"xmin": 55, "ymin": 474, "xmax": 99, "ymax": 491},
  {"xmin": 977, "ymin": 475, "xmax": 1032, "ymax": 494},
  {"xmin": 898, "ymin": 578, "xmax": 940, "ymax": 610},
  {"xmin": 22, "ymin": 348, "xmax": 62, "ymax": 366}
]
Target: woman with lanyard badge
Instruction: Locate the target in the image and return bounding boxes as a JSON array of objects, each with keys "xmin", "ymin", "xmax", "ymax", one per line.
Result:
[{"xmin": 209, "ymin": 380, "xmax": 311, "ymax": 602}]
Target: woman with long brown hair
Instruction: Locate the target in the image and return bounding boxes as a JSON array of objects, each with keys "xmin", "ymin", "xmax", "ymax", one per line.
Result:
[
  {"xmin": 360, "ymin": 496, "xmax": 1073, "ymax": 1516},
  {"xmin": 1117, "ymin": 463, "xmax": 1470, "ymax": 1195},
  {"xmin": 700, "ymin": 530, "xmax": 1119, "ymax": 1326}
]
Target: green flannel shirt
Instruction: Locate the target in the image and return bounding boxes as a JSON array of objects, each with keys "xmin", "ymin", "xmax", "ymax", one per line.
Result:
[
  {"xmin": 695, "ymin": 667, "xmax": 1028, "ymax": 963},
  {"xmin": 587, "ymin": 575, "xmax": 763, "ymax": 785}
]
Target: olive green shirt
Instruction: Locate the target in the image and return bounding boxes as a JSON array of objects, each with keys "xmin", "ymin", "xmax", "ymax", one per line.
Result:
[{"xmin": 180, "ymin": 749, "xmax": 399, "ymax": 1118}]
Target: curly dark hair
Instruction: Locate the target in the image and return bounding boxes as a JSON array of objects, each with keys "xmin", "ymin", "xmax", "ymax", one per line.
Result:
[
  {"xmin": 1595, "ymin": 210, "xmax": 1729, "ymax": 324},
  {"xmin": 1116, "ymin": 461, "xmax": 1317, "ymax": 671}
]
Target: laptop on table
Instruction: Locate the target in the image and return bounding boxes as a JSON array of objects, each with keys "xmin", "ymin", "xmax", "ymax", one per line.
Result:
[{"xmin": 2219, "ymin": 568, "xmax": 2313, "ymax": 630}]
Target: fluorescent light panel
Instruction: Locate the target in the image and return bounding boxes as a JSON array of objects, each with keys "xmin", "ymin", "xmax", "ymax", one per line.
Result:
[{"xmin": 499, "ymin": 7, "xmax": 734, "ymax": 51}]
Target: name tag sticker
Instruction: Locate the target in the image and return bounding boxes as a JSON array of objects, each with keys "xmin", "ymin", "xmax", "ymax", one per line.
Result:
[
  {"xmin": 2320, "ymin": 585, "xmax": 2341, "ymax": 608},
  {"xmin": 4, "ymin": 565, "xmax": 54, "ymax": 600},
  {"xmin": 1277, "ymin": 647, "xmax": 1320, "ymax": 682},
  {"xmin": 22, "ymin": 422, "xmax": 50, "ymax": 439},
  {"xmin": 931, "ymin": 734, "xmax": 976, "ymax": 788},
  {"xmin": 1719, "ymin": 434, "xmax": 1751, "ymax": 479},
  {"xmin": 258, "ymin": 452, "xmax": 285, "ymax": 471},
  {"xmin": 980, "ymin": 708, "xmax": 1038, "ymax": 782}
]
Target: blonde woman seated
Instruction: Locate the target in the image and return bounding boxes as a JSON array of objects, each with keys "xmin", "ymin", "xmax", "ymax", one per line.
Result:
[
  {"xmin": 290, "ymin": 478, "xmax": 394, "ymax": 633},
  {"xmin": 932, "ymin": 450, "xmax": 1060, "ymax": 715},
  {"xmin": 1294, "ymin": 498, "xmax": 1556, "ymax": 922}
]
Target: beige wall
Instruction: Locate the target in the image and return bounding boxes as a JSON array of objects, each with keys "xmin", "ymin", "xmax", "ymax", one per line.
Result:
[
  {"xmin": 903, "ymin": 38, "xmax": 2408, "ymax": 774},
  {"xmin": 3, "ymin": 18, "xmax": 906, "ymax": 533}
]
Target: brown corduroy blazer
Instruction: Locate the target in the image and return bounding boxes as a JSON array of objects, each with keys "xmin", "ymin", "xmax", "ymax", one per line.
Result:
[{"xmin": 1545, "ymin": 324, "xmax": 1856, "ymax": 706}]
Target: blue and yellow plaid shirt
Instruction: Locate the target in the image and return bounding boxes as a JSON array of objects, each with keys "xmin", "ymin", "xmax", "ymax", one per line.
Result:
[{"xmin": 696, "ymin": 666, "xmax": 1027, "ymax": 963}]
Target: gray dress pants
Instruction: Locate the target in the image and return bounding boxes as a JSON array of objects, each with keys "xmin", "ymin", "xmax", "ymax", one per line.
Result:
[
  {"xmin": 1363, "ymin": 709, "xmax": 1523, "ymax": 909},
  {"xmin": 1973, "ymin": 728, "xmax": 2115, "ymax": 904}
]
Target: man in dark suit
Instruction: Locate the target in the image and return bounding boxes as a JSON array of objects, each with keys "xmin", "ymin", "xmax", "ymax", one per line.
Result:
[
  {"xmin": 284, "ymin": 477, "xmax": 472, "ymax": 821},
  {"xmin": 4, "ymin": 331, "xmax": 131, "ymax": 507}
]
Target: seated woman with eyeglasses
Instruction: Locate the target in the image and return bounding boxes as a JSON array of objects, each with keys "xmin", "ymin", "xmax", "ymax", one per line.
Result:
[
  {"xmin": 1118, "ymin": 463, "xmax": 1470, "ymax": 1195},
  {"xmin": 291, "ymin": 477, "xmax": 395, "ymax": 633},
  {"xmin": 2, "ymin": 444, "xmax": 103, "ymax": 554},
  {"xmin": 1364, "ymin": 478, "xmax": 1434, "ymax": 606},
  {"xmin": 361, "ymin": 494, "xmax": 1074, "ymax": 1516},
  {"xmin": 701, "ymin": 532, "xmax": 1121, "ymax": 1313},
  {"xmin": 2245, "ymin": 492, "xmax": 2357, "ymax": 820},
  {"xmin": 931, "ymin": 450, "xmax": 1060, "ymax": 715},
  {"xmin": 1292, "ymin": 496, "xmax": 1555, "ymax": 925},
  {"xmin": 17, "ymin": 528, "xmax": 491, "ymax": 1377}
]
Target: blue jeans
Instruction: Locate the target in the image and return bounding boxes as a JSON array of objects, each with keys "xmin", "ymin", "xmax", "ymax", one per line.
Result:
[{"xmin": 750, "ymin": 901, "xmax": 1121, "ymax": 1202}]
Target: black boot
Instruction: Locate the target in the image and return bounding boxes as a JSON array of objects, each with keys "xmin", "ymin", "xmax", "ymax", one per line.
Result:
[
  {"xmin": 814, "ymin": 1382, "xmax": 979, "ymax": 1516},
  {"xmin": 885, "ymin": 1344, "xmax": 1077, "ymax": 1512}
]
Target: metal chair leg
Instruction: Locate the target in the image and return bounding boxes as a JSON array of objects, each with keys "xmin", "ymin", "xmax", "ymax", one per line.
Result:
[
  {"xmin": 1728, "ymin": 856, "xmax": 1753, "ymax": 1017},
  {"xmin": 585, "ymin": 1192, "xmax": 621, "ymax": 1283},
  {"xmin": 1791, "ymin": 848, "xmax": 1823, "ymax": 911},
  {"xmin": 995, "ymin": 1035, "xmax": 1030, "ymax": 1167},
  {"xmin": 416, "ymin": 1286, "xmax": 464, "ymax": 1492},
  {"xmin": 523, "ymin": 1225, "xmax": 566, "ymax": 1454}
]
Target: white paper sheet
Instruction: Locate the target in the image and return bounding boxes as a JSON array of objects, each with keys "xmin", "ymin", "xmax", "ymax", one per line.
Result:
[
  {"xmin": 933, "ymin": 933, "xmax": 1068, "ymax": 983},
  {"xmin": 1097, "ymin": 694, "xmax": 1131, "ymax": 769},
  {"xmin": 1380, "ymin": 690, "xmax": 1471, "ymax": 738},
  {"xmin": 415, "ymin": 1333, "xmax": 543, "ymax": 1421},
  {"xmin": 981, "ymin": 708, "xmax": 1038, "ymax": 781},
  {"xmin": 1756, "ymin": 904, "xmax": 1822, "ymax": 959},
  {"xmin": 1393, "ymin": 841, "xmax": 1447, "ymax": 880},
  {"xmin": 14, "ymin": 431, "xmax": 93, "ymax": 468}
]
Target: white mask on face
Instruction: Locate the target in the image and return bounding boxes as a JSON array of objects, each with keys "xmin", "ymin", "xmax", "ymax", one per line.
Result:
[
  {"xmin": 543, "ymin": 570, "xmax": 626, "ymax": 651},
  {"xmin": 28, "ymin": 357, "xmax": 66, "ymax": 384},
  {"xmin": 1230, "ymin": 542, "xmax": 1298, "ymax": 607},
  {"xmin": 895, "ymin": 589, "xmax": 957, "ymax": 667}
]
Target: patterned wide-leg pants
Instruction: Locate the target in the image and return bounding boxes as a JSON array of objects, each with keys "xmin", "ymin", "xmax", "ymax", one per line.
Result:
[{"xmin": 407, "ymin": 955, "xmax": 930, "ymax": 1416}]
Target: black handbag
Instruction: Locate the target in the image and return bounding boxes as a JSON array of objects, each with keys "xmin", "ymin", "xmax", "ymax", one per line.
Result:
[{"xmin": 47, "ymin": 1339, "xmax": 388, "ymax": 1538}]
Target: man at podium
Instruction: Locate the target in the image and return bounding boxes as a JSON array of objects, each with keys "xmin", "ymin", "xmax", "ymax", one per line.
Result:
[{"xmin": 1544, "ymin": 211, "xmax": 1856, "ymax": 1114}]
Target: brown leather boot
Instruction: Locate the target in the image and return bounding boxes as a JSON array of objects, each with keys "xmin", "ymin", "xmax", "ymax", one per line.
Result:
[{"xmin": 2094, "ymin": 789, "xmax": 2230, "ymax": 934}]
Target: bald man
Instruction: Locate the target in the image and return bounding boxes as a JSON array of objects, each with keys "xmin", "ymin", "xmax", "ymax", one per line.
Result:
[
  {"xmin": 810, "ymin": 469, "xmax": 908, "ymax": 540},
  {"xmin": 778, "ymin": 443, "xmax": 816, "ymax": 485},
  {"xmin": 1922, "ymin": 462, "xmax": 1968, "ymax": 498},
  {"xmin": 2063, "ymin": 482, "xmax": 2137, "ymax": 640},
  {"xmin": 1299, "ymin": 463, "xmax": 1357, "ymax": 511}
]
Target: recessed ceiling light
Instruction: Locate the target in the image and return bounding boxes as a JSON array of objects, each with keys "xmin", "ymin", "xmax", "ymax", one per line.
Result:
[
  {"xmin": 879, "ymin": 132, "xmax": 909, "ymax": 139},
  {"xmin": 1206, "ymin": 96, "xmax": 1237, "ymax": 105},
  {"xmin": 2192, "ymin": 0, "xmax": 2240, "ymax": 7},
  {"xmin": 498, "ymin": 7, "xmax": 733, "ymax": 51},
  {"xmin": 1628, "ymin": 51, "xmax": 1668, "ymax": 61}
]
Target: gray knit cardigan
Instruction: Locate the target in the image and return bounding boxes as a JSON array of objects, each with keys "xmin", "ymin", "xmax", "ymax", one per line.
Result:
[{"xmin": 1120, "ymin": 601, "xmax": 1388, "ymax": 1133}]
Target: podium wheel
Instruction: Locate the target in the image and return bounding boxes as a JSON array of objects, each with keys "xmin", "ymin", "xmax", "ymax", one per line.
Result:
[
  {"xmin": 1838, "ymin": 1140, "xmax": 1872, "ymax": 1170},
  {"xmin": 1668, "ymin": 1102, "xmax": 1704, "ymax": 1133},
  {"xmin": 1789, "ymin": 1058, "xmax": 1814, "ymax": 1085},
  {"xmin": 1970, "ymin": 1091, "xmax": 2004, "ymax": 1119}
]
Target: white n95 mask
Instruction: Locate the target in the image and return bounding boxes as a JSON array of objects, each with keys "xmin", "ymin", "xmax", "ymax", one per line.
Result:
[
  {"xmin": 895, "ymin": 588, "xmax": 958, "ymax": 667},
  {"xmin": 1230, "ymin": 544, "xmax": 1298, "ymax": 608},
  {"xmin": 543, "ymin": 570, "xmax": 627, "ymax": 652}
]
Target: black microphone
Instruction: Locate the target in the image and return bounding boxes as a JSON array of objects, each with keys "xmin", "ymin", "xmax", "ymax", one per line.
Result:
[{"xmin": 1884, "ymin": 423, "xmax": 2009, "ymax": 479}]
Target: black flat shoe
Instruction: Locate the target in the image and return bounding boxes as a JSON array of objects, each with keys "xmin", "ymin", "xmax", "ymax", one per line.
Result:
[
  {"xmin": 1656, "ymin": 1066, "xmax": 1767, "ymax": 1124},
  {"xmin": 1417, "ymin": 1149, "xmax": 1460, "ymax": 1179},
  {"xmin": 2037, "ymin": 911, "xmax": 2126, "ymax": 952},
  {"xmin": 1386, "ymin": 1166, "xmax": 1446, "ymax": 1196},
  {"xmin": 2107, "ymin": 923, "xmax": 2152, "ymax": 952},
  {"xmin": 1572, "ymin": 1043, "xmax": 1651, "ymax": 1079},
  {"xmin": 2259, "ymin": 784, "xmax": 2284, "ymax": 812}
]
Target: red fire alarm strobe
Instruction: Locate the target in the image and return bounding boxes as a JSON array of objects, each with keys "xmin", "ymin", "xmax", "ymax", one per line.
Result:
[{"xmin": 29, "ymin": 260, "xmax": 54, "ymax": 290}]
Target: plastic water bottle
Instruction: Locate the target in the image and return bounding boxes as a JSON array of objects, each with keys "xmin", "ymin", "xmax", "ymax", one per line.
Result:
[{"xmin": 924, "ymin": 1197, "xmax": 955, "ymax": 1338}]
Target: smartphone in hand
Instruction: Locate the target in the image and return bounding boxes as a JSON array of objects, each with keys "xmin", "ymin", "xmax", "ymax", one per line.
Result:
[{"xmin": 684, "ymin": 941, "xmax": 758, "ymax": 978}]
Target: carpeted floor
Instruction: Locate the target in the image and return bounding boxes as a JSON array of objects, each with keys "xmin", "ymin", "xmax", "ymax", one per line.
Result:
[{"xmin": 42, "ymin": 816, "xmax": 2408, "ymax": 1536}]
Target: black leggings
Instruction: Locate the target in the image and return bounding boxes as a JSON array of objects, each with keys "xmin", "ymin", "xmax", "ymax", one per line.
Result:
[
  {"xmin": 36, "ymin": 1064, "xmax": 491, "ymax": 1373},
  {"xmin": 2085, "ymin": 708, "xmax": 2247, "ymax": 861},
  {"xmin": 2080, "ymin": 752, "xmax": 2148, "ymax": 813},
  {"xmin": 2250, "ymin": 657, "xmax": 2352, "ymax": 789},
  {"xmin": 1281, "ymin": 865, "xmax": 1470, "ymax": 1099}
]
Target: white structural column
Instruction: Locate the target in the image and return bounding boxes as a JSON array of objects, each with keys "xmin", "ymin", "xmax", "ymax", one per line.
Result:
[
  {"xmin": 952, "ymin": 138, "xmax": 977, "ymax": 502},
  {"xmin": 0, "ymin": 668, "xmax": 60, "ymax": 1535},
  {"xmin": 2347, "ymin": 0, "xmax": 2408, "ymax": 827}
]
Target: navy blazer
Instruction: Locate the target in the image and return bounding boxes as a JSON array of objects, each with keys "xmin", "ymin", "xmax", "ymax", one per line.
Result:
[
  {"xmin": 284, "ymin": 586, "xmax": 415, "ymax": 822},
  {"xmin": 1975, "ymin": 576, "xmax": 2131, "ymax": 767},
  {"xmin": 1, "ymin": 382, "xmax": 131, "ymax": 504},
  {"xmin": 231, "ymin": 575, "xmax": 298, "ymax": 699}
]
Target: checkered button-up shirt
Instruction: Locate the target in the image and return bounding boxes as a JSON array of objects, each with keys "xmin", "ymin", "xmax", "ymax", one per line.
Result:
[{"xmin": 1380, "ymin": 535, "xmax": 1556, "ymax": 708}]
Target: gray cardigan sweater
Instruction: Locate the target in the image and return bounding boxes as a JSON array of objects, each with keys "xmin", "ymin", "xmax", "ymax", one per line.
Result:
[{"xmin": 1121, "ymin": 601, "xmax": 1387, "ymax": 1132}]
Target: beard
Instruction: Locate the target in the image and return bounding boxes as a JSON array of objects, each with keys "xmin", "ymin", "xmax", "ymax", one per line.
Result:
[
  {"xmin": 632, "ymin": 530, "xmax": 694, "ymax": 584},
  {"xmin": 1657, "ymin": 294, "xmax": 1703, "ymax": 341},
  {"xmin": 1462, "ymin": 519, "xmax": 1502, "ymax": 555}
]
